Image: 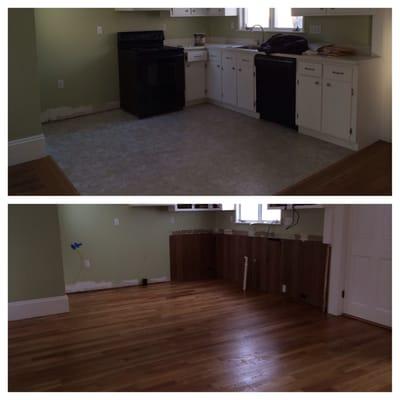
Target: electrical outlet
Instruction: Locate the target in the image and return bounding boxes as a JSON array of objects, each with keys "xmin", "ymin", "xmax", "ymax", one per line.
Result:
[
  {"xmin": 309, "ymin": 24, "xmax": 321, "ymax": 34},
  {"xmin": 113, "ymin": 218, "xmax": 120, "ymax": 226},
  {"xmin": 97, "ymin": 25, "xmax": 103, "ymax": 35},
  {"xmin": 57, "ymin": 79, "xmax": 64, "ymax": 89},
  {"xmin": 282, "ymin": 284, "xmax": 287, "ymax": 293},
  {"xmin": 230, "ymin": 21, "xmax": 235, "ymax": 30},
  {"xmin": 83, "ymin": 259, "xmax": 91, "ymax": 269}
]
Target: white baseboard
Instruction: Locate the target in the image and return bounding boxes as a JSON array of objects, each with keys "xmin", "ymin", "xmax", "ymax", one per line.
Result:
[
  {"xmin": 8, "ymin": 295, "xmax": 69, "ymax": 321},
  {"xmin": 8, "ymin": 133, "xmax": 47, "ymax": 166},
  {"xmin": 66, "ymin": 276, "xmax": 170, "ymax": 294},
  {"xmin": 41, "ymin": 101, "xmax": 120, "ymax": 123}
]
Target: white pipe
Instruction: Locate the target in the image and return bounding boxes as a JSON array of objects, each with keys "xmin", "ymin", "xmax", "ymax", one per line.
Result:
[{"xmin": 243, "ymin": 256, "xmax": 248, "ymax": 292}]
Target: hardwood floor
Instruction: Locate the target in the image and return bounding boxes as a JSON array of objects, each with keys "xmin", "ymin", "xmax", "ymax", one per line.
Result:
[
  {"xmin": 278, "ymin": 140, "xmax": 392, "ymax": 195},
  {"xmin": 8, "ymin": 281, "xmax": 391, "ymax": 392},
  {"xmin": 8, "ymin": 156, "xmax": 78, "ymax": 195}
]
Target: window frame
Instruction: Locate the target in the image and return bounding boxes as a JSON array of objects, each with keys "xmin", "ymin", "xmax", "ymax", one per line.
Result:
[
  {"xmin": 238, "ymin": 8, "xmax": 304, "ymax": 33},
  {"xmin": 235, "ymin": 204, "xmax": 282, "ymax": 225}
]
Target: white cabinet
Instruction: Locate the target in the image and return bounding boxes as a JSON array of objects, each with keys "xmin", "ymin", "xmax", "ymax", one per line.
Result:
[
  {"xmin": 291, "ymin": 8, "xmax": 326, "ymax": 16},
  {"xmin": 216, "ymin": 49, "xmax": 256, "ymax": 113},
  {"xmin": 190, "ymin": 8, "xmax": 208, "ymax": 17},
  {"xmin": 321, "ymin": 80, "xmax": 353, "ymax": 141},
  {"xmin": 208, "ymin": 8, "xmax": 238, "ymax": 16},
  {"xmin": 170, "ymin": 8, "xmax": 237, "ymax": 17},
  {"xmin": 292, "ymin": 8, "xmax": 375, "ymax": 16},
  {"xmin": 221, "ymin": 52, "xmax": 237, "ymax": 106},
  {"xmin": 296, "ymin": 58, "xmax": 381, "ymax": 150},
  {"xmin": 170, "ymin": 8, "xmax": 191, "ymax": 17},
  {"xmin": 237, "ymin": 54, "xmax": 256, "ymax": 111},
  {"xmin": 325, "ymin": 8, "xmax": 375, "ymax": 15},
  {"xmin": 296, "ymin": 75, "xmax": 322, "ymax": 131},
  {"xmin": 206, "ymin": 49, "xmax": 223, "ymax": 102},
  {"xmin": 185, "ymin": 62, "xmax": 206, "ymax": 104}
]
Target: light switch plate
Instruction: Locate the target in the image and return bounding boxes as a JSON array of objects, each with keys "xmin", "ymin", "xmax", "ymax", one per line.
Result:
[
  {"xmin": 113, "ymin": 218, "xmax": 120, "ymax": 226},
  {"xmin": 83, "ymin": 259, "xmax": 91, "ymax": 269},
  {"xmin": 57, "ymin": 79, "xmax": 64, "ymax": 89},
  {"xmin": 97, "ymin": 25, "xmax": 103, "ymax": 35}
]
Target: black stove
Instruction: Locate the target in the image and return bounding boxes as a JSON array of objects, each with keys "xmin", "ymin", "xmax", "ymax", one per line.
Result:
[{"xmin": 117, "ymin": 30, "xmax": 185, "ymax": 118}]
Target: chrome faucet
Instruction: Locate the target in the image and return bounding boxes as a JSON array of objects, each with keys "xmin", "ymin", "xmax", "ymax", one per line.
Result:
[{"xmin": 251, "ymin": 24, "xmax": 265, "ymax": 45}]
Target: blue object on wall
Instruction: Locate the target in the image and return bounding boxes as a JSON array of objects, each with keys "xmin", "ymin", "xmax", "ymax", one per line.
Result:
[{"xmin": 70, "ymin": 242, "xmax": 83, "ymax": 250}]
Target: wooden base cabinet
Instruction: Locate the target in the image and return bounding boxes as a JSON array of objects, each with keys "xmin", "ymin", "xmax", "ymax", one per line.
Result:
[{"xmin": 170, "ymin": 233, "xmax": 330, "ymax": 310}]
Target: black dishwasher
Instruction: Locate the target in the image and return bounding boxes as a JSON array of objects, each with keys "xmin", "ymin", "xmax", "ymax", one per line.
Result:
[{"xmin": 255, "ymin": 55, "xmax": 297, "ymax": 129}]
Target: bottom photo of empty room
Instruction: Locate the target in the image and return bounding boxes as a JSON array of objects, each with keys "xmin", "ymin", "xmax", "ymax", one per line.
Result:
[{"xmin": 8, "ymin": 203, "xmax": 391, "ymax": 392}]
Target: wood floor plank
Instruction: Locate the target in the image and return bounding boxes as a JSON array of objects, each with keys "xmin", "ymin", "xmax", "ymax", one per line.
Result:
[
  {"xmin": 8, "ymin": 156, "xmax": 78, "ymax": 195},
  {"xmin": 8, "ymin": 281, "xmax": 391, "ymax": 392},
  {"xmin": 278, "ymin": 140, "xmax": 392, "ymax": 195}
]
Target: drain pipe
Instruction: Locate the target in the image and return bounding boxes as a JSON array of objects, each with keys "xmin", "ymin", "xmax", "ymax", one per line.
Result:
[{"xmin": 243, "ymin": 256, "xmax": 248, "ymax": 292}]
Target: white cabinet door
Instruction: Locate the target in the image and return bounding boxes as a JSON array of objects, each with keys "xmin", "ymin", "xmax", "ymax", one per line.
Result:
[
  {"xmin": 206, "ymin": 57, "xmax": 222, "ymax": 102},
  {"xmin": 170, "ymin": 8, "xmax": 191, "ymax": 17},
  {"xmin": 321, "ymin": 80, "xmax": 352, "ymax": 140},
  {"xmin": 190, "ymin": 8, "xmax": 208, "ymax": 17},
  {"xmin": 237, "ymin": 54, "xmax": 255, "ymax": 111},
  {"xmin": 291, "ymin": 8, "xmax": 327, "ymax": 16},
  {"xmin": 221, "ymin": 52, "xmax": 237, "ymax": 106},
  {"xmin": 296, "ymin": 76, "xmax": 322, "ymax": 131},
  {"xmin": 344, "ymin": 205, "xmax": 392, "ymax": 327},
  {"xmin": 326, "ymin": 8, "xmax": 375, "ymax": 15},
  {"xmin": 185, "ymin": 62, "xmax": 206, "ymax": 103}
]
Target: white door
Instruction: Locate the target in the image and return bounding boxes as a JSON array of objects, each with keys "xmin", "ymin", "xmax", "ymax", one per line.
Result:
[
  {"xmin": 185, "ymin": 62, "xmax": 206, "ymax": 103},
  {"xmin": 344, "ymin": 205, "xmax": 392, "ymax": 327},
  {"xmin": 221, "ymin": 52, "xmax": 237, "ymax": 106},
  {"xmin": 206, "ymin": 54, "xmax": 222, "ymax": 102},
  {"xmin": 237, "ymin": 54, "xmax": 255, "ymax": 111},
  {"xmin": 321, "ymin": 79, "xmax": 352, "ymax": 140},
  {"xmin": 296, "ymin": 76, "xmax": 322, "ymax": 131}
]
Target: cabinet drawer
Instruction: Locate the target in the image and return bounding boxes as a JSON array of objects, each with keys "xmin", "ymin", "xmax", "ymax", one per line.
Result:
[
  {"xmin": 186, "ymin": 50, "xmax": 207, "ymax": 62},
  {"xmin": 325, "ymin": 64, "xmax": 353, "ymax": 82},
  {"xmin": 299, "ymin": 62, "xmax": 322, "ymax": 77}
]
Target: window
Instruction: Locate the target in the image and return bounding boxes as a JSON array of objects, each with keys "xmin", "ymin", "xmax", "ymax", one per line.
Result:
[
  {"xmin": 240, "ymin": 7, "xmax": 303, "ymax": 32},
  {"xmin": 236, "ymin": 204, "xmax": 282, "ymax": 225}
]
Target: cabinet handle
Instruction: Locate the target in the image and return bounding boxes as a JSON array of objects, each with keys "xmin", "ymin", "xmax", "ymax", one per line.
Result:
[
  {"xmin": 326, "ymin": 82, "xmax": 331, "ymax": 87},
  {"xmin": 238, "ymin": 68, "xmax": 242, "ymax": 72},
  {"xmin": 332, "ymin": 71, "xmax": 344, "ymax": 75},
  {"xmin": 305, "ymin": 67, "xmax": 315, "ymax": 71},
  {"xmin": 232, "ymin": 67, "xmax": 235, "ymax": 70},
  {"xmin": 315, "ymin": 81, "xmax": 319, "ymax": 85}
]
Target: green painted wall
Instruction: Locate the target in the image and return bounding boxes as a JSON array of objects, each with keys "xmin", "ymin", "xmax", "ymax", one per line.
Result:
[
  {"xmin": 58, "ymin": 205, "xmax": 216, "ymax": 285},
  {"xmin": 215, "ymin": 208, "xmax": 325, "ymax": 238},
  {"xmin": 8, "ymin": 205, "xmax": 65, "ymax": 302},
  {"xmin": 208, "ymin": 15, "xmax": 372, "ymax": 48},
  {"xmin": 58, "ymin": 205, "xmax": 324, "ymax": 287},
  {"xmin": 34, "ymin": 9, "xmax": 372, "ymax": 115},
  {"xmin": 8, "ymin": 8, "xmax": 42, "ymax": 141},
  {"xmin": 35, "ymin": 9, "xmax": 209, "ymax": 112}
]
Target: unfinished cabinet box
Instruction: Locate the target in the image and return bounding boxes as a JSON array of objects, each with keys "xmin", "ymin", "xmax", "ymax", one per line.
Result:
[
  {"xmin": 170, "ymin": 233, "xmax": 216, "ymax": 281},
  {"xmin": 281, "ymin": 239, "xmax": 329, "ymax": 310}
]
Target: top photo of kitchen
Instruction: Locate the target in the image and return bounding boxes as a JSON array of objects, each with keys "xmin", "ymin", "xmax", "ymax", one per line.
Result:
[{"xmin": 8, "ymin": 7, "xmax": 392, "ymax": 196}]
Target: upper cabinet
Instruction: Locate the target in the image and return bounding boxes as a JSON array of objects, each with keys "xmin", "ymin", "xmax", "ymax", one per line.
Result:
[
  {"xmin": 170, "ymin": 8, "xmax": 238, "ymax": 17},
  {"xmin": 292, "ymin": 8, "xmax": 375, "ymax": 16}
]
